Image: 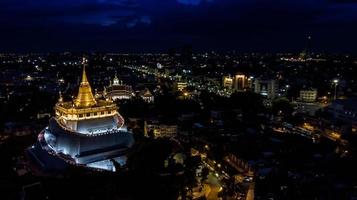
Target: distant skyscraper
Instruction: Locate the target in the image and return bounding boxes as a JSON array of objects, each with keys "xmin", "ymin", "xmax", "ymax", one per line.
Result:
[
  {"xmin": 300, "ymin": 35, "xmax": 312, "ymax": 59},
  {"xmin": 307, "ymin": 35, "xmax": 312, "ymax": 56},
  {"xmin": 180, "ymin": 45, "xmax": 193, "ymax": 65}
]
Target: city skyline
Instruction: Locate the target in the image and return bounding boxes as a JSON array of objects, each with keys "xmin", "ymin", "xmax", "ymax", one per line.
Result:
[
  {"xmin": 1, "ymin": 52, "xmax": 357, "ymax": 199},
  {"xmin": 2, "ymin": 1, "xmax": 357, "ymax": 200}
]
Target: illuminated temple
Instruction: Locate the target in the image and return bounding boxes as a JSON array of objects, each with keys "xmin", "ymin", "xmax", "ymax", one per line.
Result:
[
  {"xmin": 27, "ymin": 63, "xmax": 134, "ymax": 172},
  {"xmin": 104, "ymin": 73, "xmax": 134, "ymax": 100}
]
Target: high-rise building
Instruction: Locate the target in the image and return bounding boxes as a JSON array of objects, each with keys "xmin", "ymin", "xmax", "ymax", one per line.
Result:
[
  {"xmin": 27, "ymin": 62, "xmax": 134, "ymax": 172},
  {"xmin": 233, "ymin": 74, "xmax": 249, "ymax": 92},
  {"xmin": 223, "ymin": 73, "xmax": 250, "ymax": 92},
  {"xmin": 254, "ymin": 78, "xmax": 278, "ymax": 99}
]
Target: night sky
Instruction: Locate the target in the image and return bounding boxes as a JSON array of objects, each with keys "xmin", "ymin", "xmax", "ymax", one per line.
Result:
[{"xmin": 1, "ymin": 0, "xmax": 357, "ymax": 53}]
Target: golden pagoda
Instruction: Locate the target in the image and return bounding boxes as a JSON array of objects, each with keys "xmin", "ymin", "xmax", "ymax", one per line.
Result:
[
  {"xmin": 55, "ymin": 61, "xmax": 124, "ymax": 132},
  {"xmin": 74, "ymin": 66, "xmax": 97, "ymax": 108},
  {"xmin": 28, "ymin": 59, "xmax": 133, "ymax": 172}
]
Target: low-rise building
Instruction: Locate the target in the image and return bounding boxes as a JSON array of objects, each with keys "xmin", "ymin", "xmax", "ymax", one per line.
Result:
[
  {"xmin": 299, "ymin": 89, "xmax": 317, "ymax": 103},
  {"xmin": 139, "ymin": 88, "xmax": 154, "ymax": 103},
  {"xmin": 175, "ymin": 81, "xmax": 188, "ymax": 91},
  {"xmin": 222, "ymin": 75, "xmax": 234, "ymax": 89},
  {"xmin": 144, "ymin": 121, "xmax": 178, "ymax": 138}
]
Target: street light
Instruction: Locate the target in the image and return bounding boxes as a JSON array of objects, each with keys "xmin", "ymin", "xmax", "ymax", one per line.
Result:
[
  {"xmin": 333, "ymin": 79, "xmax": 339, "ymax": 100},
  {"xmin": 285, "ymin": 85, "xmax": 290, "ymax": 96}
]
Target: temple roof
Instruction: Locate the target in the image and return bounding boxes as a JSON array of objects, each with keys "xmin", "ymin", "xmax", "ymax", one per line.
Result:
[
  {"xmin": 74, "ymin": 66, "xmax": 97, "ymax": 108},
  {"xmin": 140, "ymin": 88, "xmax": 153, "ymax": 97}
]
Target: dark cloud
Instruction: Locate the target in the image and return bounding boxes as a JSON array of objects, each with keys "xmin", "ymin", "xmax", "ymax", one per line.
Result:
[{"xmin": 0, "ymin": 0, "xmax": 357, "ymax": 52}]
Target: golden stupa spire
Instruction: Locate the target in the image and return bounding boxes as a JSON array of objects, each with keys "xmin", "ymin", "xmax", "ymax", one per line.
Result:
[
  {"xmin": 74, "ymin": 59, "xmax": 97, "ymax": 108},
  {"xmin": 58, "ymin": 91, "xmax": 63, "ymax": 103},
  {"xmin": 81, "ymin": 64, "xmax": 89, "ymax": 83}
]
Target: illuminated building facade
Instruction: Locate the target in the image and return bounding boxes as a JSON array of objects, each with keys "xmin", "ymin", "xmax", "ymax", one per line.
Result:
[
  {"xmin": 139, "ymin": 88, "xmax": 154, "ymax": 103},
  {"xmin": 254, "ymin": 78, "xmax": 278, "ymax": 99},
  {"xmin": 105, "ymin": 74, "xmax": 134, "ymax": 100},
  {"xmin": 223, "ymin": 74, "xmax": 250, "ymax": 92},
  {"xmin": 175, "ymin": 81, "xmax": 188, "ymax": 91},
  {"xmin": 222, "ymin": 75, "xmax": 233, "ymax": 89},
  {"xmin": 299, "ymin": 89, "xmax": 317, "ymax": 103},
  {"xmin": 144, "ymin": 121, "xmax": 178, "ymax": 139},
  {"xmin": 28, "ymin": 62, "xmax": 134, "ymax": 172},
  {"xmin": 233, "ymin": 74, "xmax": 249, "ymax": 92}
]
